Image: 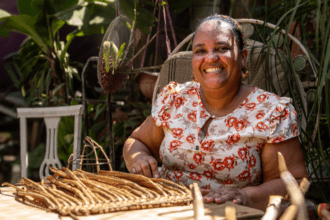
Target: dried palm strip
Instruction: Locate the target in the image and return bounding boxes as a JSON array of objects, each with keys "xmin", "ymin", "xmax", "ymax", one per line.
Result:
[
  {"xmin": 99, "ymin": 170, "xmax": 167, "ymax": 196},
  {"xmin": 191, "ymin": 183, "xmax": 204, "ymax": 220},
  {"xmin": 73, "ymin": 170, "xmax": 89, "ymax": 179},
  {"xmin": 50, "ymin": 166, "xmax": 70, "ymax": 179},
  {"xmin": 299, "ymin": 178, "xmax": 310, "ymax": 195},
  {"xmin": 17, "ymin": 190, "xmax": 56, "ymax": 210},
  {"xmin": 278, "ymin": 178, "xmax": 310, "ymax": 219},
  {"xmin": 84, "ymin": 170, "xmax": 163, "ymax": 195},
  {"xmin": 152, "ymin": 178, "xmax": 192, "ymax": 195},
  {"xmin": 62, "ymin": 167, "xmax": 94, "ymax": 193},
  {"xmin": 159, "ymin": 182, "xmax": 186, "ymax": 195},
  {"xmin": 78, "ymin": 178, "xmax": 117, "ymax": 201},
  {"xmin": 19, "ymin": 178, "xmax": 39, "ymax": 191},
  {"xmin": 79, "ymin": 170, "xmax": 158, "ymax": 198},
  {"xmin": 117, "ymin": 185, "xmax": 148, "ymax": 198},
  {"xmin": 81, "ymin": 179, "xmax": 126, "ymax": 201},
  {"xmin": 278, "ymin": 152, "xmax": 308, "ymax": 220},
  {"xmin": 91, "ymin": 189, "xmax": 116, "ymax": 202},
  {"xmin": 44, "ymin": 188, "xmax": 70, "ymax": 207},
  {"xmin": 85, "ymin": 178, "xmax": 138, "ymax": 200},
  {"xmin": 46, "ymin": 186, "xmax": 82, "ymax": 205},
  {"xmin": 54, "ymin": 187, "xmax": 82, "ymax": 204},
  {"xmin": 279, "ymin": 204, "xmax": 298, "ymax": 220},
  {"xmin": 148, "ymin": 187, "xmax": 166, "ymax": 197},
  {"xmin": 76, "ymin": 170, "xmax": 149, "ymax": 199},
  {"xmin": 261, "ymin": 195, "xmax": 283, "ymax": 220},
  {"xmin": 60, "ymin": 178, "xmax": 100, "ymax": 203},
  {"xmin": 16, "ymin": 192, "xmax": 56, "ymax": 214},
  {"xmin": 160, "ymin": 184, "xmax": 178, "ymax": 196},
  {"xmin": 1, "ymin": 182, "xmax": 26, "ymax": 192},
  {"xmin": 92, "ymin": 192, "xmax": 110, "ymax": 203},
  {"xmin": 47, "ymin": 176, "xmax": 90, "ymax": 205},
  {"xmin": 283, "ymin": 177, "xmax": 310, "ymax": 201},
  {"xmin": 41, "ymin": 180, "xmax": 71, "ymax": 207},
  {"xmin": 22, "ymin": 178, "xmax": 62, "ymax": 208},
  {"xmin": 225, "ymin": 206, "xmax": 237, "ymax": 220},
  {"xmin": 158, "ymin": 181, "xmax": 184, "ymax": 196},
  {"xmin": 82, "ymin": 177, "xmax": 135, "ymax": 201}
]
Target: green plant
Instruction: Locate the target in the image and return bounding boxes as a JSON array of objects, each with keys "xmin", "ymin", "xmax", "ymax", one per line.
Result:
[
  {"xmin": 0, "ymin": 0, "xmax": 158, "ymax": 107},
  {"xmin": 0, "ymin": 0, "xmax": 159, "ymax": 174},
  {"xmin": 265, "ymin": 0, "xmax": 330, "ymax": 202}
]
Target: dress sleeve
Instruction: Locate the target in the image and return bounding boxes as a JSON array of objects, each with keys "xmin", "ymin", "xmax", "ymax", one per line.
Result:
[
  {"xmin": 267, "ymin": 97, "xmax": 299, "ymax": 143},
  {"xmin": 151, "ymin": 81, "xmax": 178, "ymax": 128}
]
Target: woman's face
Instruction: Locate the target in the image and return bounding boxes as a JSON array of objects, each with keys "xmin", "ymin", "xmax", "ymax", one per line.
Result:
[{"xmin": 192, "ymin": 20, "xmax": 247, "ymax": 92}]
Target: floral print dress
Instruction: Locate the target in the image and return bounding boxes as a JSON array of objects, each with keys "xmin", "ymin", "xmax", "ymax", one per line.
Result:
[{"xmin": 151, "ymin": 81, "xmax": 299, "ymax": 189}]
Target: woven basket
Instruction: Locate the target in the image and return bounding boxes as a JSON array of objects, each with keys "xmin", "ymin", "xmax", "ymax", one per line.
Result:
[{"xmin": 5, "ymin": 167, "xmax": 192, "ymax": 218}]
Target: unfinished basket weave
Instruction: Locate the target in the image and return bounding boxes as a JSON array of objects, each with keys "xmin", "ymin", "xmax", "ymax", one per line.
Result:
[{"xmin": 3, "ymin": 167, "xmax": 192, "ymax": 218}]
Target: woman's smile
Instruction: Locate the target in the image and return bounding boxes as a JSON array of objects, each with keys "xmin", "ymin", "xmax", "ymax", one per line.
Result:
[{"xmin": 204, "ymin": 67, "xmax": 224, "ymax": 74}]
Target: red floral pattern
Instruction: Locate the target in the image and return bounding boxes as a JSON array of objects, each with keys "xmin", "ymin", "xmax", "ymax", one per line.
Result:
[
  {"xmin": 203, "ymin": 170, "xmax": 215, "ymax": 180},
  {"xmin": 187, "ymin": 163, "xmax": 197, "ymax": 169},
  {"xmin": 168, "ymin": 140, "xmax": 182, "ymax": 153},
  {"xmin": 226, "ymin": 133, "xmax": 241, "ymax": 145},
  {"xmin": 190, "ymin": 172, "xmax": 202, "ymax": 181},
  {"xmin": 201, "ymin": 140, "xmax": 215, "ymax": 151},
  {"xmin": 172, "ymin": 128, "xmax": 184, "ymax": 139},
  {"xmin": 193, "ymin": 152, "xmax": 205, "ymax": 165},
  {"xmin": 152, "ymin": 81, "xmax": 298, "ymax": 189},
  {"xmin": 186, "ymin": 134, "xmax": 196, "ymax": 144},
  {"xmin": 238, "ymin": 145, "xmax": 250, "ymax": 161}
]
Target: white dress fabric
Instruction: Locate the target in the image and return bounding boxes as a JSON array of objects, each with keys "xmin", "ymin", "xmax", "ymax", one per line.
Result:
[{"xmin": 152, "ymin": 81, "xmax": 299, "ymax": 189}]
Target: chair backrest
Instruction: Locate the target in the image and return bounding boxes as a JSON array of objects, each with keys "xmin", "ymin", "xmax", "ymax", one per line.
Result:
[
  {"xmin": 17, "ymin": 105, "xmax": 83, "ymax": 180},
  {"xmin": 152, "ymin": 20, "xmax": 313, "ymax": 131}
]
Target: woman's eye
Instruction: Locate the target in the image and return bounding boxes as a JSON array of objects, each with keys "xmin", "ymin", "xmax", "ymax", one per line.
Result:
[
  {"xmin": 195, "ymin": 49, "xmax": 205, "ymax": 54},
  {"xmin": 216, "ymin": 47, "xmax": 229, "ymax": 52}
]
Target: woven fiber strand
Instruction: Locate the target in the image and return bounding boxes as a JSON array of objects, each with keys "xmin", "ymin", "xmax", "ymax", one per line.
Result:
[{"xmin": 2, "ymin": 167, "xmax": 192, "ymax": 218}]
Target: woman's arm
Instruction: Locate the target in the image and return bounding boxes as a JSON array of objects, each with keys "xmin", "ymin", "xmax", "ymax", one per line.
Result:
[
  {"xmin": 242, "ymin": 136, "xmax": 308, "ymax": 210},
  {"xmin": 201, "ymin": 137, "xmax": 309, "ymax": 211},
  {"xmin": 123, "ymin": 116, "xmax": 165, "ymax": 178}
]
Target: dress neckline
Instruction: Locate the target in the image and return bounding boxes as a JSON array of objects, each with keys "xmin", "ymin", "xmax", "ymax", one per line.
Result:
[{"xmin": 197, "ymin": 84, "xmax": 257, "ymax": 119}]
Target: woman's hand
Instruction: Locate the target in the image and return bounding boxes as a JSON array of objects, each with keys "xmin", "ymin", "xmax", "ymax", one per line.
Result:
[
  {"xmin": 130, "ymin": 153, "xmax": 160, "ymax": 178},
  {"xmin": 123, "ymin": 116, "xmax": 164, "ymax": 179},
  {"xmin": 201, "ymin": 187, "xmax": 249, "ymax": 206}
]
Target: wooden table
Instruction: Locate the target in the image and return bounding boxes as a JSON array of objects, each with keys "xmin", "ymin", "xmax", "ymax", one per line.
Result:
[{"xmin": 0, "ymin": 187, "xmax": 264, "ymax": 220}]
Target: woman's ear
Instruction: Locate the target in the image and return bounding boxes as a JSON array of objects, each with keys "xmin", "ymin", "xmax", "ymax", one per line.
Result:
[{"xmin": 240, "ymin": 48, "xmax": 248, "ymax": 67}]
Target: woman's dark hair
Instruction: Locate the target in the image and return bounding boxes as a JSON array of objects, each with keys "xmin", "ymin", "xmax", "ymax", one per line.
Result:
[{"xmin": 194, "ymin": 14, "xmax": 245, "ymax": 52}]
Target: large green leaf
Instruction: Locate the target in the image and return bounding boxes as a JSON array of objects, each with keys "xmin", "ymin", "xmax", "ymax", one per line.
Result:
[
  {"xmin": 48, "ymin": 0, "xmax": 79, "ymax": 13},
  {"xmin": 88, "ymin": 2, "xmax": 116, "ymax": 25},
  {"xmin": 17, "ymin": 0, "xmax": 44, "ymax": 17},
  {"xmin": 52, "ymin": 19, "xmax": 66, "ymax": 35},
  {"xmin": 119, "ymin": 0, "xmax": 157, "ymax": 34},
  {"xmin": 53, "ymin": 3, "xmax": 86, "ymax": 23},
  {"xmin": 0, "ymin": 14, "xmax": 49, "ymax": 52}
]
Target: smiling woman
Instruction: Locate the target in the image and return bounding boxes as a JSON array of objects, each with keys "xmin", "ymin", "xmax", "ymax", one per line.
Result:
[{"xmin": 123, "ymin": 14, "xmax": 308, "ymax": 211}]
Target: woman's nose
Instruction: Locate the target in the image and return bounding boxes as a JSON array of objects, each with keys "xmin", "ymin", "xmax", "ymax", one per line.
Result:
[{"xmin": 205, "ymin": 52, "xmax": 219, "ymax": 63}]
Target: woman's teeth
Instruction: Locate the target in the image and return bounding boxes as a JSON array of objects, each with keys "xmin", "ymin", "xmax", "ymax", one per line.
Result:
[{"xmin": 204, "ymin": 67, "xmax": 222, "ymax": 73}]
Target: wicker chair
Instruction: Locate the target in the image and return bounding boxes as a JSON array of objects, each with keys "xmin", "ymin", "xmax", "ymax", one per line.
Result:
[{"xmin": 152, "ymin": 19, "xmax": 316, "ymax": 131}]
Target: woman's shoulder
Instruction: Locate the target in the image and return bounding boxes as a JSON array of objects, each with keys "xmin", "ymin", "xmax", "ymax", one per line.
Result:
[
  {"xmin": 153, "ymin": 81, "xmax": 198, "ymax": 111},
  {"xmin": 251, "ymin": 86, "xmax": 293, "ymax": 105},
  {"xmin": 161, "ymin": 81, "xmax": 198, "ymax": 92}
]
